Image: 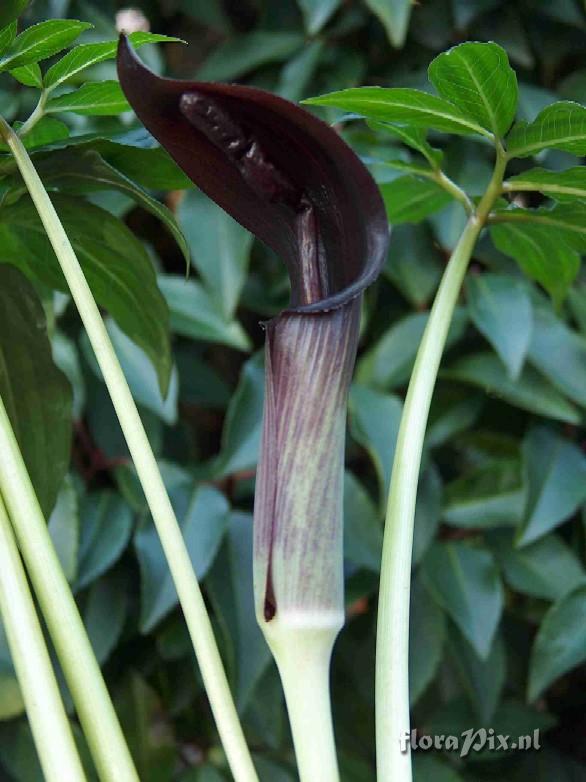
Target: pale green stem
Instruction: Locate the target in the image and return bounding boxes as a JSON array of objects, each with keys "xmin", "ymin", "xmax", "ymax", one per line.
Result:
[
  {"xmin": 264, "ymin": 615, "xmax": 341, "ymax": 782},
  {"xmin": 375, "ymin": 145, "xmax": 507, "ymax": 782},
  {"xmin": 17, "ymin": 90, "xmax": 47, "ymax": 137},
  {"xmin": 0, "ymin": 116, "xmax": 258, "ymax": 782},
  {"xmin": 0, "ymin": 492, "xmax": 87, "ymax": 782},
  {"xmin": 0, "ymin": 397, "xmax": 139, "ymax": 782},
  {"xmin": 433, "ymin": 170, "xmax": 474, "ymax": 215}
]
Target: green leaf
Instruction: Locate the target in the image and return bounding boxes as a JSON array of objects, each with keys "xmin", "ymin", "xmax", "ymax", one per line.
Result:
[
  {"xmin": 45, "ymin": 32, "xmax": 182, "ymax": 91},
  {"xmin": 506, "ymin": 166, "xmax": 586, "ymax": 202},
  {"xmin": 84, "ymin": 571, "xmax": 128, "ymax": 665},
  {"xmin": 206, "ymin": 512, "xmax": 271, "ymax": 710},
  {"xmin": 136, "ymin": 483, "xmax": 230, "ymax": 632},
  {"xmin": 177, "ymin": 189, "xmax": 252, "ymax": 318},
  {"xmin": 409, "ymin": 576, "xmax": 446, "ymax": 705},
  {"xmin": 507, "ymin": 101, "xmax": 586, "ymax": 158},
  {"xmin": 16, "ymin": 117, "xmax": 69, "ymax": 149},
  {"xmin": 568, "ymin": 283, "xmax": 586, "ymax": 335},
  {"xmin": 384, "ymin": 223, "xmax": 443, "ymax": 307},
  {"xmin": 26, "ymin": 149, "xmax": 189, "ymax": 263},
  {"xmin": 48, "ymin": 475, "xmax": 79, "ymax": 583},
  {"xmin": 448, "ymin": 629, "xmax": 506, "ymax": 722},
  {"xmin": 363, "ymin": 0, "xmax": 413, "ymax": 48},
  {"xmin": 442, "ymin": 459, "xmax": 525, "ymax": 529},
  {"xmin": 1, "ymin": 194, "xmax": 172, "ymax": 396},
  {"xmin": 349, "ymin": 385, "xmax": 403, "ymax": 505},
  {"xmin": 0, "ymin": 266, "xmax": 72, "ymax": 517},
  {"xmin": 413, "ymin": 756, "xmax": 464, "ymax": 782},
  {"xmin": 528, "ymin": 585, "xmax": 586, "ymax": 700},
  {"xmin": 412, "ymin": 465, "xmax": 442, "ymax": 566},
  {"xmin": 428, "ymin": 42, "xmax": 518, "ymax": 137},
  {"xmin": 490, "ymin": 221, "xmax": 581, "ymax": 306},
  {"xmin": 343, "ymin": 472, "xmax": 382, "ymax": 572},
  {"xmin": 197, "ymin": 31, "xmax": 304, "ymax": 81},
  {"xmin": 369, "ymin": 121, "xmax": 443, "ymax": 168},
  {"xmin": 379, "ymin": 174, "xmax": 453, "ymax": 223},
  {"xmin": 0, "ymin": 20, "xmax": 92, "ymax": 72},
  {"xmin": 76, "ymin": 491, "xmax": 134, "ymax": 590},
  {"xmin": 9, "ymin": 61, "xmax": 42, "ymax": 88},
  {"xmin": 493, "ymin": 202, "xmax": 586, "ymax": 251},
  {"xmin": 0, "ymin": 2, "xmax": 28, "ymax": 29},
  {"xmin": 518, "ymin": 426, "xmax": 586, "ymax": 546},
  {"xmin": 489, "ymin": 529, "xmax": 585, "ymax": 601},
  {"xmin": 443, "ymin": 352, "xmax": 582, "ymax": 424},
  {"xmin": 303, "ymin": 87, "xmax": 492, "ymax": 137},
  {"xmin": 157, "ymin": 275, "xmax": 251, "ymax": 352},
  {"xmin": 297, "ymin": 0, "xmax": 341, "ymax": 34},
  {"xmin": 0, "ymin": 22, "xmax": 17, "ymax": 57},
  {"xmin": 46, "ymin": 81, "xmax": 129, "ymax": 116},
  {"xmin": 421, "ymin": 541, "xmax": 504, "ymax": 659},
  {"xmin": 466, "ymin": 272, "xmax": 533, "ymax": 379}
]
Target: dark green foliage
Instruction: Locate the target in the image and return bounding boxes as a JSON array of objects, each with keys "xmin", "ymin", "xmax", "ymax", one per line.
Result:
[{"xmin": 1, "ymin": 2, "xmax": 586, "ymax": 780}]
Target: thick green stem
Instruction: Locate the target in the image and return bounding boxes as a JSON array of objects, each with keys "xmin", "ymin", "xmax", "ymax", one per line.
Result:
[
  {"xmin": 0, "ymin": 116, "xmax": 258, "ymax": 782},
  {"xmin": 0, "ymin": 398, "xmax": 139, "ymax": 782},
  {"xmin": 264, "ymin": 615, "xmax": 341, "ymax": 782},
  {"xmin": 0, "ymin": 492, "xmax": 87, "ymax": 782},
  {"xmin": 375, "ymin": 146, "xmax": 507, "ymax": 782}
]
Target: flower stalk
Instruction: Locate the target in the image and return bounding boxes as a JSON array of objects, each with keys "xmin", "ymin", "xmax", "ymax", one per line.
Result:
[
  {"xmin": 376, "ymin": 144, "xmax": 507, "ymax": 781},
  {"xmin": 0, "ymin": 114, "xmax": 257, "ymax": 782},
  {"xmin": 0, "ymin": 491, "xmax": 87, "ymax": 782}
]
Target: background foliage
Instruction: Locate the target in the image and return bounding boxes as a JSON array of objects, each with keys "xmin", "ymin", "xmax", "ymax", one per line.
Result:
[{"xmin": 1, "ymin": 1, "xmax": 586, "ymax": 780}]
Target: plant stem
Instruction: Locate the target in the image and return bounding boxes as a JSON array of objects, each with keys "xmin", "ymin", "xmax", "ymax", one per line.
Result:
[
  {"xmin": 375, "ymin": 144, "xmax": 507, "ymax": 782},
  {"xmin": 17, "ymin": 90, "xmax": 47, "ymax": 137},
  {"xmin": 0, "ymin": 397, "xmax": 139, "ymax": 782},
  {"xmin": 264, "ymin": 615, "xmax": 340, "ymax": 782},
  {"xmin": 433, "ymin": 169, "xmax": 474, "ymax": 215},
  {"xmin": 0, "ymin": 492, "xmax": 87, "ymax": 782},
  {"xmin": 0, "ymin": 116, "xmax": 258, "ymax": 782}
]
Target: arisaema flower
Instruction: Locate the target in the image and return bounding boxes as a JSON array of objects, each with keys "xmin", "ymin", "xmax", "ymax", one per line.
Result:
[{"xmin": 117, "ymin": 35, "xmax": 389, "ymax": 780}]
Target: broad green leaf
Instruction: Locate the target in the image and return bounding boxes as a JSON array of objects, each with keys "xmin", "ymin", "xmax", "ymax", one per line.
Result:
[
  {"xmin": 528, "ymin": 584, "xmax": 586, "ymax": 700},
  {"xmin": 443, "ymin": 352, "xmax": 581, "ymax": 424},
  {"xmin": 413, "ymin": 756, "xmax": 464, "ymax": 782},
  {"xmin": 349, "ymin": 385, "xmax": 403, "ymax": 504},
  {"xmin": 0, "ymin": 2, "xmax": 28, "ymax": 30},
  {"xmin": 466, "ymin": 273, "xmax": 533, "ymax": 379},
  {"xmin": 197, "ymin": 31, "xmax": 304, "ymax": 81},
  {"xmin": 364, "ymin": 0, "xmax": 413, "ymax": 48},
  {"xmin": 9, "ymin": 61, "xmax": 42, "ymax": 88},
  {"xmin": 0, "ymin": 22, "xmax": 17, "ymax": 57},
  {"xmin": 527, "ymin": 305, "xmax": 586, "ymax": 408},
  {"xmin": 448, "ymin": 629, "xmax": 506, "ymax": 722},
  {"xmin": 157, "ymin": 275, "xmax": 251, "ymax": 352},
  {"xmin": 568, "ymin": 284, "xmax": 586, "ymax": 335},
  {"xmin": 493, "ymin": 203, "xmax": 586, "ymax": 252},
  {"xmin": 379, "ymin": 174, "xmax": 453, "ymax": 223},
  {"xmin": 48, "ymin": 475, "xmax": 79, "ymax": 583},
  {"xmin": 357, "ymin": 308, "xmax": 468, "ymax": 390},
  {"xmin": 369, "ymin": 121, "xmax": 443, "ymax": 168},
  {"xmin": 76, "ymin": 491, "xmax": 134, "ymax": 590},
  {"xmin": 343, "ymin": 472, "xmax": 382, "ymax": 572},
  {"xmin": 136, "ymin": 483, "xmax": 230, "ymax": 632},
  {"xmin": 428, "ymin": 42, "xmax": 518, "ymax": 137},
  {"xmin": 383, "ymin": 223, "xmax": 443, "ymax": 307},
  {"xmin": 0, "ymin": 20, "xmax": 92, "ymax": 72},
  {"xmin": 490, "ymin": 221, "xmax": 580, "ymax": 306},
  {"xmin": 81, "ymin": 321, "xmax": 179, "ymax": 425},
  {"xmin": 489, "ymin": 529, "xmax": 585, "ymax": 601},
  {"xmin": 303, "ymin": 87, "xmax": 492, "ymax": 137},
  {"xmin": 297, "ymin": 0, "xmax": 341, "ymax": 34},
  {"xmin": 1, "ymin": 194, "xmax": 172, "ymax": 395},
  {"xmin": 518, "ymin": 426, "xmax": 586, "ymax": 546},
  {"xmin": 409, "ymin": 576, "xmax": 446, "ymax": 705},
  {"xmin": 177, "ymin": 189, "xmax": 252, "ymax": 318},
  {"xmin": 278, "ymin": 40, "xmax": 324, "ymax": 102},
  {"xmin": 506, "ymin": 166, "xmax": 586, "ymax": 203},
  {"xmin": 51, "ymin": 331, "xmax": 85, "ymax": 418},
  {"xmin": 442, "ymin": 459, "xmax": 525, "ymax": 529},
  {"xmin": 84, "ymin": 571, "xmax": 128, "ymax": 665},
  {"xmin": 412, "ymin": 465, "xmax": 442, "ymax": 566},
  {"xmin": 507, "ymin": 101, "xmax": 586, "ymax": 158},
  {"xmin": 46, "ymin": 81, "xmax": 129, "ymax": 116},
  {"xmin": 18, "ymin": 117, "xmax": 69, "ymax": 149},
  {"xmin": 421, "ymin": 541, "xmax": 504, "ymax": 659},
  {"xmin": 215, "ymin": 353, "xmax": 264, "ymax": 477},
  {"xmin": 206, "ymin": 512, "xmax": 271, "ymax": 710},
  {"xmin": 45, "ymin": 32, "xmax": 182, "ymax": 91},
  {"xmin": 0, "ymin": 266, "xmax": 72, "ymax": 517},
  {"xmin": 25, "ymin": 149, "xmax": 189, "ymax": 263},
  {"xmin": 426, "ymin": 389, "xmax": 484, "ymax": 451}
]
